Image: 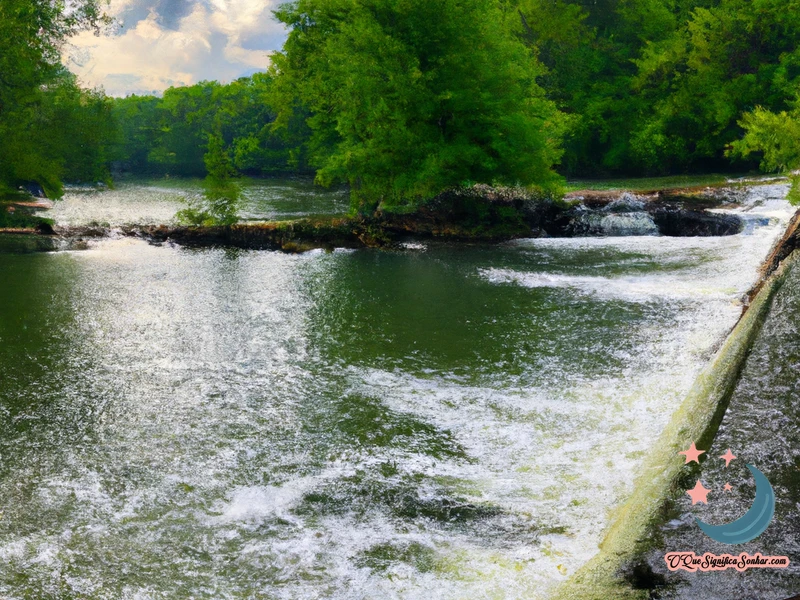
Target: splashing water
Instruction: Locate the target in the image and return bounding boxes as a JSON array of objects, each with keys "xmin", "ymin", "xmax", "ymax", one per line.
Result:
[{"xmin": 0, "ymin": 183, "xmax": 794, "ymax": 598}]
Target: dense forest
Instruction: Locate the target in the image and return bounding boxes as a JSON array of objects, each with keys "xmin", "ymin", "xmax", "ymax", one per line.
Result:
[{"xmin": 3, "ymin": 0, "xmax": 800, "ymax": 211}]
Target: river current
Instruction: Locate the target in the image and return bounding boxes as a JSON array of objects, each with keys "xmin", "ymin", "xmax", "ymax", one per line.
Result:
[{"xmin": 0, "ymin": 180, "xmax": 793, "ymax": 598}]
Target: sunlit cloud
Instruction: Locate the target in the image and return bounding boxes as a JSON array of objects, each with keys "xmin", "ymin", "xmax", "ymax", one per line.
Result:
[{"xmin": 64, "ymin": 0, "xmax": 287, "ymax": 96}]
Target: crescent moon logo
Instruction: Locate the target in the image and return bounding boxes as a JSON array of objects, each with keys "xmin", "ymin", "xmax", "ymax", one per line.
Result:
[{"xmin": 695, "ymin": 464, "xmax": 776, "ymax": 545}]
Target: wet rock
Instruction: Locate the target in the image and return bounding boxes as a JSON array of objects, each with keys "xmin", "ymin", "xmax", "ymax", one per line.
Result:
[
  {"xmin": 566, "ymin": 211, "xmax": 659, "ymax": 236},
  {"xmin": 559, "ymin": 200, "xmax": 743, "ymax": 238},
  {"xmin": 604, "ymin": 193, "xmax": 647, "ymax": 213},
  {"xmin": 651, "ymin": 209, "xmax": 743, "ymax": 236}
]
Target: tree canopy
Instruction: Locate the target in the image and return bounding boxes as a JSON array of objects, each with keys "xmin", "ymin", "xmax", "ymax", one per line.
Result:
[
  {"xmin": 110, "ymin": 74, "xmax": 298, "ymax": 179},
  {"xmin": 0, "ymin": 0, "xmax": 113, "ymax": 197},
  {"xmin": 515, "ymin": 0, "xmax": 800, "ymax": 176},
  {"xmin": 268, "ymin": 0, "xmax": 566, "ymax": 211},
  {"xmin": 5, "ymin": 0, "xmax": 800, "ymax": 210}
]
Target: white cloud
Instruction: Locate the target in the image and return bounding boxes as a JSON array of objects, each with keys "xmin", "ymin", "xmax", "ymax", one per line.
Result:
[{"xmin": 64, "ymin": 0, "xmax": 287, "ymax": 96}]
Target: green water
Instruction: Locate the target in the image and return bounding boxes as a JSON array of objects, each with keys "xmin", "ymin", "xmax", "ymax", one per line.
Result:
[{"xmin": 0, "ymin": 183, "xmax": 794, "ymax": 598}]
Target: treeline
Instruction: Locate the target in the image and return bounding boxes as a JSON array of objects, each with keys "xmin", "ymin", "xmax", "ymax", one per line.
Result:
[
  {"xmin": 111, "ymin": 74, "xmax": 302, "ymax": 178},
  {"xmin": 4, "ymin": 0, "xmax": 800, "ymax": 208},
  {"xmin": 518, "ymin": 0, "xmax": 800, "ymax": 176},
  {"xmin": 109, "ymin": 0, "xmax": 800, "ymax": 209}
]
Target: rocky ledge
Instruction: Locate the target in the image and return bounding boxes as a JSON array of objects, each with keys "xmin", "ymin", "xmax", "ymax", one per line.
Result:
[{"xmin": 1, "ymin": 184, "xmax": 752, "ymax": 253}]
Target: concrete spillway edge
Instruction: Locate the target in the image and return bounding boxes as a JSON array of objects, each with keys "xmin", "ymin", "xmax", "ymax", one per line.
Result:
[{"xmin": 557, "ymin": 248, "xmax": 800, "ymax": 600}]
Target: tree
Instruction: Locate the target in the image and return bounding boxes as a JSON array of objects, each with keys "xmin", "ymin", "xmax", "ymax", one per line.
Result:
[
  {"xmin": 269, "ymin": 0, "xmax": 566, "ymax": 213},
  {"xmin": 176, "ymin": 134, "xmax": 241, "ymax": 226},
  {"xmin": 0, "ymin": 0, "xmax": 112, "ymax": 196},
  {"xmin": 730, "ymin": 105, "xmax": 800, "ymax": 173},
  {"xmin": 728, "ymin": 100, "xmax": 800, "ymax": 204},
  {"xmin": 111, "ymin": 74, "xmax": 298, "ymax": 178},
  {"xmin": 627, "ymin": 0, "xmax": 800, "ymax": 173},
  {"xmin": 513, "ymin": 0, "xmax": 680, "ymax": 176}
]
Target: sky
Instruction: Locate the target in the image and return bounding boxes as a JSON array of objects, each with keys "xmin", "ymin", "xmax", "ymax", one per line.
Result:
[{"xmin": 65, "ymin": 0, "xmax": 288, "ymax": 97}]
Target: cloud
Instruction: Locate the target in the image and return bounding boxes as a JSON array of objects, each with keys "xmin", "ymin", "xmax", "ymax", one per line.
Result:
[{"xmin": 64, "ymin": 0, "xmax": 287, "ymax": 96}]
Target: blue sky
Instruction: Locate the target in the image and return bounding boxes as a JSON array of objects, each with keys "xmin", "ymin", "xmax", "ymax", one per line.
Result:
[{"xmin": 65, "ymin": 0, "xmax": 287, "ymax": 96}]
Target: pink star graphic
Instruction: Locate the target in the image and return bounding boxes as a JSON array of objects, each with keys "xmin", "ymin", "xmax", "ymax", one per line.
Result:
[
  {"xmin": 687, "ymin": 480, "xmax": 711, "ymax": 505},
  {"xmin": 719, "ymin": 449, "xmax": 737, "ymax": 467},
  {"xmin": 679, "ymin": 442, "xmax": 705, "ymax": 464},
  {"xmin": 723, "ymin": 483, "xmax": 733, "ymax": 492}
]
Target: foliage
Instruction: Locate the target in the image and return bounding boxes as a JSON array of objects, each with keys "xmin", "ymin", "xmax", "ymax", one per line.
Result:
[
  {"xmin": 176, "ymin": 135, "xmax": 241, "ymax": 226},
  {"xmin": 514, "ymin": 0, "xmax": 800, "ymax": 176},
  {"xmin": 728, "ymin": 96, "xmax": 800, "ymax": 205},
  {"xmin": 729, "ymin": 105, "xmax": 800, "ymax": 173},
  {"xmin": 110, "ymin": 74, "xmax": 301, "ymax": 178},
  {"xmin": 269, "ymin": 0, "xmax": 566, "ymax": 213},
  {"xmin": 0, "ymin": 0, "xmax": 113, "ymax": 197},
  {"xmin": 7, "ymin": 0, "xmax": 800, "ymax": 205},
  {"xmin": 789, "ymin": 176, "xmax": 800, "ymax": 206},
  {"xmin": 626, "ymin": 0, "xmax": 800, "ymax": 174},
  {"xmin": 0, "ymin": 205, "xmax": 54, "ymax": 229}
]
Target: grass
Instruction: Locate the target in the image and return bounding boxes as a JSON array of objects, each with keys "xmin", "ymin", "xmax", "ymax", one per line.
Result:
[
  {"xmin": 565, "ymin": 173, "xmax": 747, "ymax": 192},
  {"xmin": 0, "ymin": 203, "xmax": 54, "ymax": 229}
]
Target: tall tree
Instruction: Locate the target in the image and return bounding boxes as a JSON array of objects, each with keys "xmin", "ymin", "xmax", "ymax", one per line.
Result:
[
  {"xmin": 629, "ymin": 0, "xmax": 800, "ymax": 173},
  {"xmin": 269, "ymin": 0, "xmax": 566, "ymax": 212}
]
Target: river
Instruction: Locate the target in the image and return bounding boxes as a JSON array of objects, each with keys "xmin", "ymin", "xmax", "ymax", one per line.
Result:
[{"xmin": 0, "ymin": 179, "xmax": 793, "ymax": 598}]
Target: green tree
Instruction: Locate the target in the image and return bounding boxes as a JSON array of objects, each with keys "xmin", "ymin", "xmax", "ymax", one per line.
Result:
[
  {"xmin": 730, "ymin": 105, "xmax": 800, "ymax": 173},
  {"xmin": 176, "ymin": 134, "xmax": 241, "ymax": 226},
  {"xmin": 628, "ymin": 0, "xmax": 800, "ymax": 173},
  {"xmin": 729, "ymin": 100, "xmax": 800, "ymax": 204},
  {"xmin": 110, "ymin": 95, "xmax": 163, "ymax": 174},
  {"xmin": 111, "ymin": 74, "xmax": 298, "ymax": 178},
  {"xmin": 0, "ymin": 0, "xmax": 111, "ymax": 196},
  {"xmin": 514, "ymin": 0, "xmax": 679, "ymax": 175},
  {"xmin": 270, "ymin": 0, "xmax": 566, "ymax": 213}
]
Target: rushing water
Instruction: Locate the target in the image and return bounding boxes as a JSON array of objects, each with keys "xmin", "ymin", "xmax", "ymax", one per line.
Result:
[
  {"xmin": 646, "ymin": 248, "xmax": 800, "ymax": 599},
  {"xmin": 0, "ymin": 183, "xmax": 794, "ymax": 598}
]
